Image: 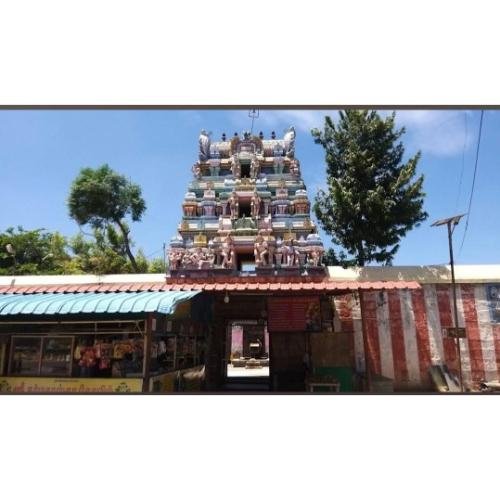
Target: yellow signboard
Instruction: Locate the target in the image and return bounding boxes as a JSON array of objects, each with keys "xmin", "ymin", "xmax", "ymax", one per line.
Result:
[
  {"xmin": 0, "ymin": 377, "xmax": 143, "ymax": 394},
  {"xmin": 149, "ymin": 372, "xmax": 177, "ymax": 393}
]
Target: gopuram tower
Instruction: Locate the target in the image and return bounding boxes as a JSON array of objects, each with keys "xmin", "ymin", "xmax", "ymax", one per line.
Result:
[{"xmin": 166, "ymin": 127, "xmax": 325, "ymax": 280}]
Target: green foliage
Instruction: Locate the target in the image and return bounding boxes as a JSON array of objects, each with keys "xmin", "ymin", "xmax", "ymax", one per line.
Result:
[
  {"xmin": 68, "ymin": 165, "xmax": 146, "ymax": 271},
  {"xmin": 148, "ymin": 257, "xmax": 166, "ymax": 273},
  {"xmin": 312, "ymin": 111, "xmax": 428, "ymax": 266},
  {"xmin": 0, "ymin": 225, "xmax": 165, "ymax": 276},
  {"xmin": 68, "ymin": 230, "xmax": 164, "ymax": 275},
  {"xmin": 134, "ymin": 249, "xmax": 149, "ymax": 274},
  {"xmin": 321, "ymin": 248, "xmax": 340, "ymax": 266},
  {"xmin": 0, "ymin": 226, "xmax": 74, "ymax": 275},
  {"xmin": 68, "ymin": 165, "xmax": 146, "ymax": 228},
  {"xmin": 69, "ymin": 229, "xmax": 131, "ymax": 275}
]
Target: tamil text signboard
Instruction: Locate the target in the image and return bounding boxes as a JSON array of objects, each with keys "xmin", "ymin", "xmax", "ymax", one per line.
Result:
[{"xmin": 0, "ymin": 377, "xmax": 143, "ymax": 393}]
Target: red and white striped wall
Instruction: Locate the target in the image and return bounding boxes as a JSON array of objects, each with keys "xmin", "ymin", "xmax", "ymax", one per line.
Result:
[{"xmin": 333, "ymin": 284, "xmax": 500, "ymax": 390}]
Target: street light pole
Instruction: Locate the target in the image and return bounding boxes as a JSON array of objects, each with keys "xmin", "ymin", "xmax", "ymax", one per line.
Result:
[
  {"xmin": 447, "ymin": 219, "xmax": 463, "ymax": 392},
  {"xmin": 432, "ymin": 214, "xmax": 466, "ymax": 392}
]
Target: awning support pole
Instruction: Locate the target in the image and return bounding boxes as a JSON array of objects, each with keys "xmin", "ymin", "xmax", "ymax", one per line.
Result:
[
  {"xmin": 142, "ymin": 313, "xmax": 153, "ymax": 393},
  {"xmin": 358, "ymin": 291, "xmax": 372, "ymax": 392}
]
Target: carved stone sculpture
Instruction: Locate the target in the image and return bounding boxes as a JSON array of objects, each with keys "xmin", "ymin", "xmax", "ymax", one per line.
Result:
[
  {"xmin": 199, "ymin": 130, "xmax": 211, "ymax": 161},
  {"xmin": 192, "ymin": 163, "xmax": 202, "ymax": 179},
  {"xmin": 168, "ymin": 248, "xmax": 184, "ymax": 270},
  {"xmin": 189, "ymin": 247, "xmax": 202, "ymax": 268},
  {"xmin": 307, "ymin": 246, "xmax": 323, "ymax": 267},
  {"xmin": 205, "ymin": 246, "xmax": 216, "ymax": 267},
  {"xmin": 283, "ymin": 126, "xmax": 296, "ymax": 158},
  {"xmin": 254, "ymin": 234, "xmax": 269, "ymax": 267},
  {"xmin": 251, "ymin": 191, "xmax": 261, "ymax": 218},
  {"xmin": 273, "ymin": 155, "xmax": 284, "ymax": 174},
  {"xmin": 190, "ymin": 247, "xmax": 215, "ymax": 269},
  {"xmin": 181, "ymin": 251, "xmax": 192, "ymax": 267},
  {"xmin": 228, "ymin": 191, "xmax": 239, "ymax": 219},
  {"xmin": 281, "ymin": 239, "xmax": 300, "ymax": 266},
  {"xmin": 231, "ymin": 154, "xmax": 241, "ymax": 178},
  {"xmin": 290, "ymin": 158, "xmax": 300, "ymax": 176},
  {"xmin": 221, "ymin": 235, "xmax": 235, "ymax": 269},
  {"xmin": 250, "ymin": 156, "xmax": 260, "ymax": 178}
]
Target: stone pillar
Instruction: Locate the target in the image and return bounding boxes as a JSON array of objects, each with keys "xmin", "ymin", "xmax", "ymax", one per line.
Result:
[
  {"xmin": 264, "ymin": 325, "xmax": 269, "ymax": 356},
  {"xmin": 231, "ymin": 324, "xmax": 243, "ymax": 359}
]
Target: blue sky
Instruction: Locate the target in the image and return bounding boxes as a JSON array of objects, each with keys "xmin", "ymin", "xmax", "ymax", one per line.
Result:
[{"xmin": 0, "ymin": 109, "xmax": 496, "ymax": 266}]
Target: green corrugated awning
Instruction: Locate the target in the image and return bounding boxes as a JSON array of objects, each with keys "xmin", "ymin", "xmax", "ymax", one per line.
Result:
[{"xmin": 0, "ymin": 291, "xmax": 200, "ymax": 316}]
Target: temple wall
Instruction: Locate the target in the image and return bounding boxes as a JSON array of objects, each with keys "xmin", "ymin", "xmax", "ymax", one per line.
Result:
[{"xmin": 345, "ymin": 284, "xmax": 500, "ymax": 390}]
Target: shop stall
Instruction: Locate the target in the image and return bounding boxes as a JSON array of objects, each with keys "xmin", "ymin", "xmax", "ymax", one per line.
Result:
[{"xmin": 0, "ymin": 290, "xmax": 210, "ymax": 393}]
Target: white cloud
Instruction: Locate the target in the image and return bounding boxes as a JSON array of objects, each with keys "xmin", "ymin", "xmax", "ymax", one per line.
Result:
[
  {"xmin": 258, "ymin": 110, "xmax": 326, "ymax": 133},
  {"xmin": 227, "ymin": 109, "xmax": 476, "ymax": 158},
  {"xmin": 179, "ymin": 110, "xmax": 203, "ymax": 125},
  {"xmin": 391, "ymin": 110, "xmax": 475, "ymax": 157}
]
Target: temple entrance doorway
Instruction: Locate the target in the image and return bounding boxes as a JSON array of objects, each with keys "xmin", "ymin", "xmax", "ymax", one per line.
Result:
[{"xmin": 225, "ymin": 320, "xmax": 270, "ymax": 379}]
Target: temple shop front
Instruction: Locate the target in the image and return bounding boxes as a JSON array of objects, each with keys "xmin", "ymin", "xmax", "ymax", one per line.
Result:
[{"xmin": 0, "ymin": 290, "xmax": 210, "ymax": 394}]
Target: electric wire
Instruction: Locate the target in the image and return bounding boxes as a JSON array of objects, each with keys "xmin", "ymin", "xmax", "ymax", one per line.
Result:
[
  {"xmin": 145, "ymin": 247, "xmax": 164, "ymax": 259},
  {"xmin": 459, "ymin": 109, "xmax": 484, "ymax": 254},
  {"xmin": 455, "ymin": 111, "xmax": 468, "ymax": 212}
]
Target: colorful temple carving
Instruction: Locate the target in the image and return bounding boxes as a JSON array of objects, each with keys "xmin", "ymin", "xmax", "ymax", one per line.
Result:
[{"xmin": 167, "ymin": 127, "xmax": 325, "ymax": 277}]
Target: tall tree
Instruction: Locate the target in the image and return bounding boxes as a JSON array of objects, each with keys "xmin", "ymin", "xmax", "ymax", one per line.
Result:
[
  {"xmin": 312, "ymin": 111, "xmax": 428, "ymax": 266},
  {"xmin": 69, "ymin": 228, "xmax": 132, "ymax": 275},
  {"xmin": 68, "ymin": 165, "xmax": 146, "ymax": 272},
  {"xmin": 0, "ymin": 226, "xmax": 73, "ymax": 275}
]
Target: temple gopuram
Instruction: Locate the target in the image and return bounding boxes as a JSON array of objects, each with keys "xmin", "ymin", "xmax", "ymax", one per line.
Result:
[{"xmin": 167, "ymin": 127, "xmax": 325, "ymax": 279}]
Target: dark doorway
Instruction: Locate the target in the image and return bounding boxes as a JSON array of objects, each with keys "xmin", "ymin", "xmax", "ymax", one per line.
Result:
[
  {"xmin": 241, "ymin": 161, "xmax": 250, "ymax": 178},
  {"xmin": 239, "ymin": 199, "xmax": 251, "ymax": 218},
  {"xmin": 237, "ymin": 253, "xmax": 255, "ymax": 272}
]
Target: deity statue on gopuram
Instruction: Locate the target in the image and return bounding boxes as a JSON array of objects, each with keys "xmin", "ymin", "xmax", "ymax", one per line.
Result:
[{"xmin": 166, "ymin": 127, "xmax": 325, "ymax": 278}]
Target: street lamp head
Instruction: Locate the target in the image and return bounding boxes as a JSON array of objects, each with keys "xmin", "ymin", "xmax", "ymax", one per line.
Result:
[{"xmin": 431, "ymin": 213, "xmax": 467, "ymax": 227}]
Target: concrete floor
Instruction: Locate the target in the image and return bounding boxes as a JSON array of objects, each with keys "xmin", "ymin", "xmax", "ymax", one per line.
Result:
[{"xmin": 227, "ymin": 365, "xmax": 270, "ymax": 378}]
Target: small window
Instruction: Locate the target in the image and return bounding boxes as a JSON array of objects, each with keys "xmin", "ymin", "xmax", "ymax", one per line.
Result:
[
  {"xmin": 10, "ymin": 337, "xmax": 42, "ymax": 375},
  {"xmin": 40, "ymin": 337, "xmax": 73, "ymax": 376},
  {"xmin": 9, "ymin": 336, "xmax": 73, "ymax": 376}
]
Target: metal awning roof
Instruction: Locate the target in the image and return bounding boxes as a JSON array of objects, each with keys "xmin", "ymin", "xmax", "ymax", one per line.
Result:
[
  {"xmin": 0, "ymin": 291, "xmax": 200, "ymax": 316},
  {"xmin": 0, "ymin": 280, "xmax": 420, "ymax": 295}
]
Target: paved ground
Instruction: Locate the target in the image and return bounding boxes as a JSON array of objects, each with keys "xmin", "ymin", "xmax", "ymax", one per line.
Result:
[{"xmin": 227, "ymin": 365, "xmax": 270, "ymax": 378}]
